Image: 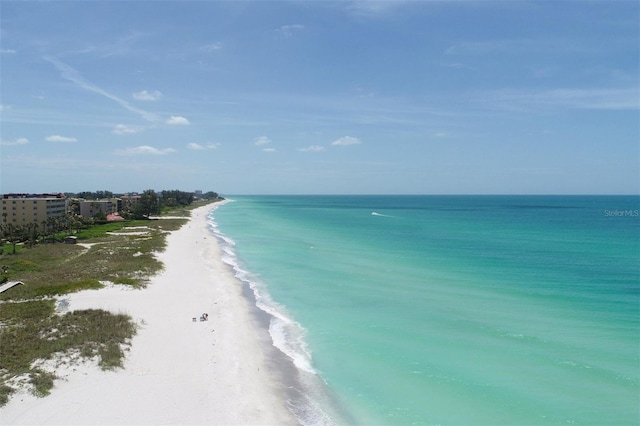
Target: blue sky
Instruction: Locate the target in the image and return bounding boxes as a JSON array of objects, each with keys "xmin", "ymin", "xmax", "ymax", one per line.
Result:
[{"xmin": 1, "ymin": 1, "xmax": 638, "ymax": 195}]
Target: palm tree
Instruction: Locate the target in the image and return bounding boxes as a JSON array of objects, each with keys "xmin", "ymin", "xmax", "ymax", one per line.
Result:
[
  {"xmin": 4, "ymin": 223, "xmax": 17, "ymax": 254},
  {"xmin": 65, "ymin": 214, "xmax": 81, "ymax": 235},
  {"xmin": 26, "ymin": 222, "xmax": 39, "ymax": 248},
  {"xmin": 46, "ymin": 217, "xmax": 59, "ymax": 243},
  {"xmin": 41, "ymin": 219, "xmax": 48, "ymax": 242}
]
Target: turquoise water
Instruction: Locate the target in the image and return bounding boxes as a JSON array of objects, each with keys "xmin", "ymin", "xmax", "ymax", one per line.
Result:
[{"xmin": 208, "ymin": 196, "xmax": 640, "ymax": 425}]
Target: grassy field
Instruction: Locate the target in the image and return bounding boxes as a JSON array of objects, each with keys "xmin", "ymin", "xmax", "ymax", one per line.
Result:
[{"xmin": 0, "ymin": 203, "xmax": 209, "ymax": 406}]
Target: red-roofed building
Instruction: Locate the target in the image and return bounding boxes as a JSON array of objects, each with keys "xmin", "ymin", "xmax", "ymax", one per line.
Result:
[{"xmin": 106, "ymin": 212, "xmax": 125, "ymax": 221}]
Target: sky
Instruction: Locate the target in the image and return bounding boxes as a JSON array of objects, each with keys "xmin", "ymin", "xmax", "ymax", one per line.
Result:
[{"xmin": 0, "ymin": 0, "xmax": 638, "ymax": 195}]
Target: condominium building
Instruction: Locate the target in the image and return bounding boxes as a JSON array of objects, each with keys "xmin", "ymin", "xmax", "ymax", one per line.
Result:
[
  {"xmin": 79, "ymin": 199, "xmax": 115, "ymax": 218},
  {"xmin": 1, "ymin": 193, "xmax": 68, "ymax": 227}
]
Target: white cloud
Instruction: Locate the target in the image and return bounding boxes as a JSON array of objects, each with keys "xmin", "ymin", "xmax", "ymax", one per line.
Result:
[
  {"xmin": 200, "ymin": 42, "xmax": 223, "ymax": 52},
  {"xmin": 331, "ymin": 136, "xmax": 361, "ymax": 146},
  {"xmin": 112, "ymin": 124, "xmax": 144, "ymax": 135},
  {"xmin": 188, "ymin": 142, "xmax": 220, "ymax": 150},
  {"xmin": 166, "ymin": 116, "xmax": 190, "ymax": 125},
  {"xmin": 298, "ymin": 145, "xmax": 325, "ymax": 152},
  {"xmin": 46, "ymin": 135, "xmax": 78, "ymax": 143},
  {"xmin": 44, "ymin": 56, "xmax": 159, "ymax": 122},
  {"xmin": 254, "ymin": 136, "xmax": 271, "ymax": 146},
  {"xmin": 439, "ymin": 62, "xmax": 471, "ymax": 70},
  {"xmin": 347, "ymin": 1, "xmax": 409, "ymax": 17},
  {"xmin": 133, "ymin": 90, "xmax": 162, "ymax": 101},
  {"xmin": 0, "ymin": 49, "xmax": 16, "ymax": 54},
  {"xmin": 262, "ymin": 147, "xmax": 277, "ymax": 153},
  {"xmin": 115, "ymin": 145, "xmax": 176, "ymax": 156},
  {"xmin": 480, "ymin": 87, "xmax": 640, "ymax": 111},
  {"xmin": 277, "ymin": 24, "xmax": 304, "ymax": 37},
  {"xmin": 0, "ymin": 138, "xmax": 29, "ymax": 146},
  {"xmin": 534, "ymin": 87, "xmax": 640, "ymax": 110}
]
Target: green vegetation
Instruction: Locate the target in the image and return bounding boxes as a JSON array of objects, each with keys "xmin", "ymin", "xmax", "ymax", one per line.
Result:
[
  {"xmin": 1, "ymin": 243, "xmax": 24, "ymax": 256},
  {"xmin": 0, "ymin": 200, "xmax": 219, "ymax": 406},
  {"xmin": 0, "ymin": 305, "xmax": 136, "ymax": 398},
  {"xmin": 0, "ymin": 217, "xmax": 187, "ymax": 301},
  {"xmin": 29, "ymin": 280, "xmax": 104, "ymax": 297},
  {"xmin": 0, "ymin": 384, "xmax": 13, "ymax": 406},
  {"xmin": 73, "ymin": 220, "xmax": 152, "ymax": 240},
  {"xmin": 117, "ymin": 189, "xmax": 221, "ymax": 220},
  {"xmin": 29, "ymin": 369, "xmax": 56, "ymax": 397}
]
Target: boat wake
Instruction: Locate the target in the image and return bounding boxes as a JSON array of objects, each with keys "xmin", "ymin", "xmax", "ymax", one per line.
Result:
[{"xmin": 371, "ymin": 211, "xmax": 393, "ymax": 218}]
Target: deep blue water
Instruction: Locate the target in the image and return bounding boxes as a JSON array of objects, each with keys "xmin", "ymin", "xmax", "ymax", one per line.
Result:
[{"xmin": 208, "ymin": 195, "xmax": 639, "ymax": 425}]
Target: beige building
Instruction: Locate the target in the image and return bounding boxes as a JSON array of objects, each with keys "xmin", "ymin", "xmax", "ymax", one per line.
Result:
[
  {"xmin": 120, "ymin": 194, "xmax": 141, "ymax": 205},
  {"xmin": 1, "ymin": 193, "xmax": 68, "ymax": 227},
  {"xmin": 79, "ymin": 199, "xmax": 115, "ymax": 218}
]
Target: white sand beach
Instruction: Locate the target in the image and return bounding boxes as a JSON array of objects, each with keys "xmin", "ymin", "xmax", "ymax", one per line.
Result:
[{"xmin": 1, "ymin": 203, "xmax": 298, "ymax": 425}]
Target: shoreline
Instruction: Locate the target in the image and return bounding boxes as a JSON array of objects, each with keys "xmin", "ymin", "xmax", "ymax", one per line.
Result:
[
  {"xmin": 1, "ymin": 203, "xmax": 298, "ymax": 425},
  {"xmin": 210, "ymin": 199, "xmax": 352, "ymax": 426}
]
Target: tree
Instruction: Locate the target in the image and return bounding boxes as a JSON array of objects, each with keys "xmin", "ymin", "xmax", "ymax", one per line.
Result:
[
  {"xmin": 203, "ymin": 191, "xmax": 221, "ymax": 200},
  {"xmin": 46, "ymin": 217, "xmax": 60, "ymax": 243},
  {"xmin": 40, "ymin": 219, "xmax": 48, "ymax": 241},
  {"xmin": 62, "ymin": 213, "xmax": 79, "ymax": 235},
  {"xmin": 135, "ymin": 189, "xmax": 160, "ymax": 219},
  {"xmin": 94, "ymin": 210, "xmax": 107, "ymax": 221},
  {"xmin": 161, "ymin": 190, "xmax": 195, "ymax": 207},
  {"xmin": 3, "ymin": 223, "xmax": 18, "ymax": 254},
  {"xmin": 26, "ymin": 222, "xmax": 39, "ymax": 248}
]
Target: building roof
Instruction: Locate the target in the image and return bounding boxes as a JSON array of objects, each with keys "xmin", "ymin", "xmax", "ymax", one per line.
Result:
[{"xmin": 107, "ymin": 212, "xmax": 125, "ymax": 221}]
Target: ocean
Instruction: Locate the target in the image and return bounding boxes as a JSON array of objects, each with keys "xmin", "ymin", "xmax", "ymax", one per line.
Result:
[{"xmin": 207, "ymin": 195, "xmax": 639, "ymax": 425}]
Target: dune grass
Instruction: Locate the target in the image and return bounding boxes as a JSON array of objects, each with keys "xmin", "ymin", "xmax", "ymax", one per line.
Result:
[
  {"xmin": 1, "ymin": 218, "xmax": 187, "ymax": 301},
  {"xmin": 0, "ymin": 212, "xmax": 194, "ymax": 405}
]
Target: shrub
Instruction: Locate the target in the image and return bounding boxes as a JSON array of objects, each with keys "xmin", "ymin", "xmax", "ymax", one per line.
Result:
[
  {"xmin": 113, "ymin": 277, "xmax": 139, "ymax": 286},
  {"xmin": 29, "ymin": 369, "xmax": 56, "ymax": 397},
  {"xmin": 30, "ymin": 280, "xmax": 103, "ymax": 297},
  {"xmin": 10, "ymin": 259, "xmax": 38, "ymax": 271},
  {"xmin": 0, "ymin": 384, "xmax": 14, "ymax": 406}
]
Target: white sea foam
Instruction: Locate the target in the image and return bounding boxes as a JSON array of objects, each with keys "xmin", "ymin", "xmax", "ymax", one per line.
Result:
[
  {"xmin": 208, "ymin": 211, "xmax": 317, "ymax": 375},
  {"xmin": 218, "ymin": 234, "xmax": 236, "ymax": 246},
  {"xmin": 287, "ymin": 393, "xmax": 337, "ymax": 426},
  {"xmin": 207, "ymin": 204, "xmax": 340, "ymax": 426},
  {"xmin": 248, "ymin": 279, "xmax": 317, "ymax": 375},
  {"xmin": 269, "ymin": 316, "xmax": 317, "ymax": 375}
]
